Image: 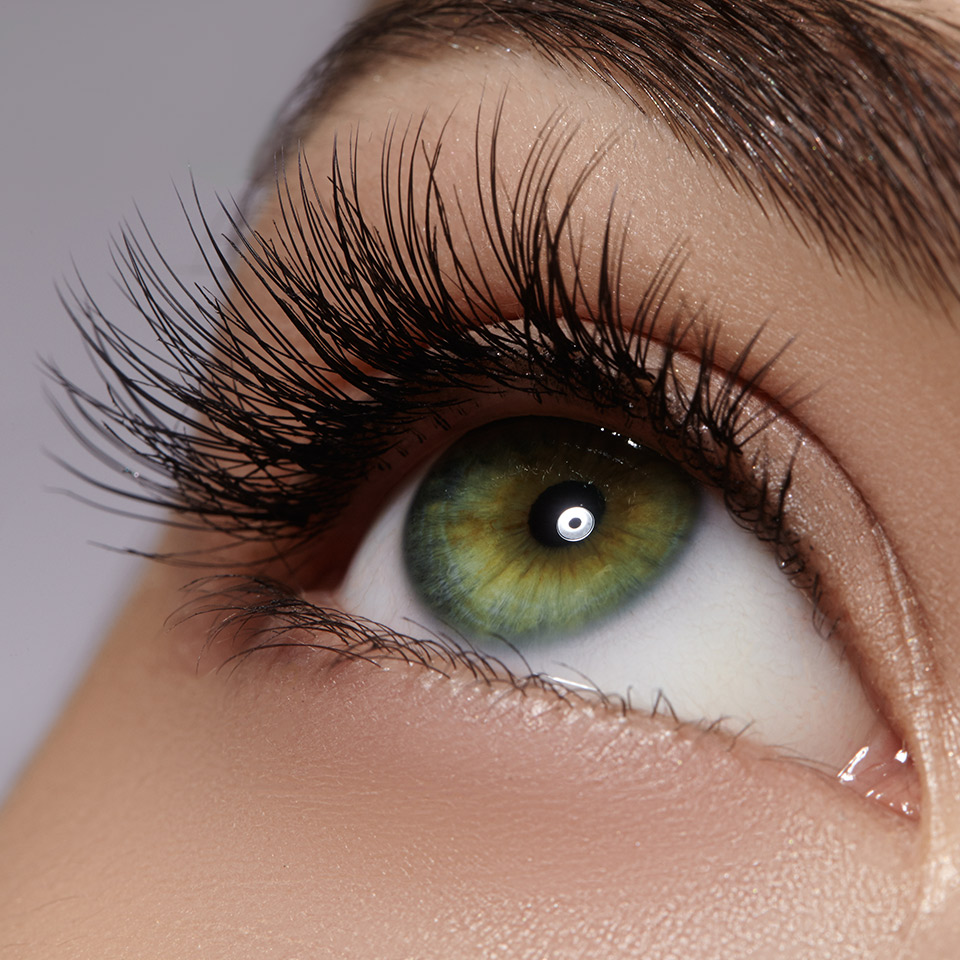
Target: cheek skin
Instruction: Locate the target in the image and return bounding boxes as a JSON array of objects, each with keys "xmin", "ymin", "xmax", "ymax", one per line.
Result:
[{"xmin": 0, "ymin": 573, "xmax": 920, "ymax": 959}]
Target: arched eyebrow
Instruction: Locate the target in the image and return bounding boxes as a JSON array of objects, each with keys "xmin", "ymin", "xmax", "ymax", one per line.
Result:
[{"xmin": 251, "ymin": 0, "xmax": 960, "ymax": 307}]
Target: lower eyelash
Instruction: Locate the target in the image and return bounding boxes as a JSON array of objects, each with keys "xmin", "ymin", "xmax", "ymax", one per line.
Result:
[
  {"xmin": 180, "ymin": 569, "xmax": 866, "ymax": 792},
  {"xmin": 187, "ymin": 574, "xmax": 515, "ymax": 681},
  {"xmin": 180, "ymin": 573, "xmax": 703, "ymax": 720}
]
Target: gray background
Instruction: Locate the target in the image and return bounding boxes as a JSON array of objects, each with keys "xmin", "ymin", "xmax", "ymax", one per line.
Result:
[{"xmin": 0, "ymin": 0, "xmax": 358, "ymax": 799}]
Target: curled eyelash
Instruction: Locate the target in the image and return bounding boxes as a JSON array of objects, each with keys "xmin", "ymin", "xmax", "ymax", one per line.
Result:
[{"xmin": 48, "ymin": 98, "xmax": 799, "ymax": 580}]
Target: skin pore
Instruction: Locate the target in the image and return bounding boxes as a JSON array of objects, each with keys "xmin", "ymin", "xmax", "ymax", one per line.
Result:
[{"xmin": 3, "ymin": 0, "xmax": 960, "ymax": 956}]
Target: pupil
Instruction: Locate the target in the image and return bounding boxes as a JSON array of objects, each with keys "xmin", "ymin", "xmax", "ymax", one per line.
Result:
[{"xmin": 528, "ymin": 480, "xmax": 606, "ymax": 548}]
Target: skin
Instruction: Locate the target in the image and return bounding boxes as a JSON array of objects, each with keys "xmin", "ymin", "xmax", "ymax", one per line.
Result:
[{"xmin": 3, "ymin": 3, "xmax": 960, "ymax": 958}]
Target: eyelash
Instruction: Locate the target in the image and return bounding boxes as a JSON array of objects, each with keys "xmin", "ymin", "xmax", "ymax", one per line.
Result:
[{"xmin": 50, "ymin": 106, "xmax": 812, "ymax": 676}]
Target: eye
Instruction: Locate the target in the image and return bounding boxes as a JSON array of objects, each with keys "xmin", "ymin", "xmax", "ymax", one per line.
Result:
[
  {"xmin": 339, "ymin": 414, "xmax": 887, "ymax": 774},
  {"xmin": 52, "ymin": 106, "xmax": 921, "ymax": 821}
]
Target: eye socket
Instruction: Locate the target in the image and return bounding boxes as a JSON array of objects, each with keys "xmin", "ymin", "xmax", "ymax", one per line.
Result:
[{"xmin": 338, "ymin": 414, "xmax": 887, "ymax": 774}]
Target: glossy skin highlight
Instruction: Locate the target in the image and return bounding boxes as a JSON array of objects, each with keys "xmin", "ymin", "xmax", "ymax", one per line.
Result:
[{"xmin": 3, "ymin": 2, "xmax": 960, "ymax": 958}]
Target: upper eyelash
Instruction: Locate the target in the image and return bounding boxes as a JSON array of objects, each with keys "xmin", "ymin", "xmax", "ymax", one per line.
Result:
[{"xmin": 48, "ymin": 101, "xmax": 800, "ymax": 578}]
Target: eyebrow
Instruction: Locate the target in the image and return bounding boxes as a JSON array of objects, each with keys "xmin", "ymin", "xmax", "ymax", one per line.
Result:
[{"xmin": 250, "ymin": 0, "xmax": 960, "ymax": 305}]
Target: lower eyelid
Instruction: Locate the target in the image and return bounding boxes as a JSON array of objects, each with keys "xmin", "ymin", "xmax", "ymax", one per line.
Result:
[
  {"xmin": 194, "ymin": 611, "xmax": 922, "ymax": 911},
  {"xmin": 149, "ymin": 596, "xmax": 917, "ymax": 953},
  {"xmin": 171, "ymin": 393, "xmax": 925, "ymax": 820}
]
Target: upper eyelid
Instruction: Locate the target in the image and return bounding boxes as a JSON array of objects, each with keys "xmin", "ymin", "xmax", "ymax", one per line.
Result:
[{"xmin": 48, "ymin": 98, "xmax": 927, "ymax": 694}]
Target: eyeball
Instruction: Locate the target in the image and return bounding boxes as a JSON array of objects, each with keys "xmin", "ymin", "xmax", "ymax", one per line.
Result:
[{"xmin": 340, "ymin": 416, "xmax": 882, "ymax": 770}]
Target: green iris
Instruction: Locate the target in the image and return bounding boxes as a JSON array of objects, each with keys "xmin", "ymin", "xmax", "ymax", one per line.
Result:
[{"xmin": 403, "ymin": 417, "xmax": 700, "ymax": 642}]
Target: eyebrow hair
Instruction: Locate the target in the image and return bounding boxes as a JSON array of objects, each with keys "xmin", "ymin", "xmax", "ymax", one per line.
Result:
[{"xmin": 249, "ymin": 0, "xmax": 960, "ymax": 305}]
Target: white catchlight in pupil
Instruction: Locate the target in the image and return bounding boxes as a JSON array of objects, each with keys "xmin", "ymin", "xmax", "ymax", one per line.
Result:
[
  {"xmin": 527, "ymin": 480, "xmax": 607, "ymax": 549},
  {"xmin": 557, "ymin": 505, "xmax": 594, "ymax": 541}
]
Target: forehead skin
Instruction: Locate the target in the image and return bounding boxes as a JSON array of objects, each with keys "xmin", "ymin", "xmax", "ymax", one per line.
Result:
[{"xmin": 3, "ymin": 1, "xmax": 960, "ymax": 958}]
